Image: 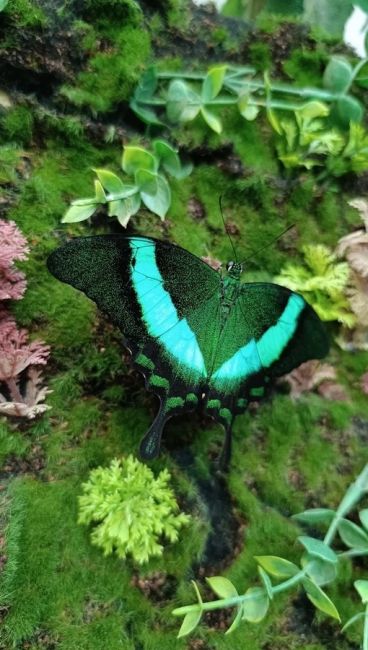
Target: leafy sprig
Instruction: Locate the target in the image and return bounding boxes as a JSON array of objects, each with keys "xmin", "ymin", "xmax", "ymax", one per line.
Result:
[
  {"xmin": 172, "ymin": 464, "xmax": 368, "ymax": 642},
  {"xmin": 63, "ymin": 140, "xmax": 191, "ymax": 227},
  {"xmin": 131, "ymin": 57, "xmax": 367, "ymax": 134}
]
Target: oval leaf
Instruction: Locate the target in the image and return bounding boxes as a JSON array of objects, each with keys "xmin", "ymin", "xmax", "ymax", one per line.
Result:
[
  {"xmin": 335, "ymin": 96, "xmax": 363, "ymax": 126},
  {"xmin": 108, "ymin": 193, "xmax": 141, "ymax": 227},
  {"xmin": 206, "ymin": 576, "xmax": 238, "ymax": 599},
  {"xmin": 226, "ymin": 606, "xmax": 243, "ymax": 635},
  {"xmin": 355, "ymin": 580, "xmax": 368, "ymax": 604},
  {"xmin": 177, "ymin": 609, "xmax": 202, "ymax": 638},
  {"xmin": 292, "ymin": 508, "xmax": 335, "ymax": 525},
  {"xmin": 255, "ymin": 556, "xmax": 299, "ymax": 579},
  {"xmin": 242, "ymin": 587, "xmax": 269, "ymax": 623},
  {"xmin": 153, "ymin": 140, "xmax": 182, "ymax": 178},
  {"xmin": 359, "ymin": 508, "xmax": 368, "ymax": 531},
  {"xmin": 93, "ymin": 169, "xmax": 125, "ymax": 194},
  {"xmin": 122, "ymin": 146, "xmax": 157, "ymax": 176},
  {"xmin": 166, "ymin": 80, "xmax": 201, "ymax": 123},
  {"xmin": 302, "ymin": 578, "xmax": 340, "ymax": 621},
  {"xmin": 323, "ymin": 57, "xmax": 353, "ymax": 93},
  {"xmin": 301, "ymin": 554, "xmax": 337, "ymax": 586},
  {"xmin": 62, "ymin": 202, "xmax": 97, "ymax": 223},
  {"xmin": 94, "ymin": 180, "xmax": 106, "ymax": 204},
  {"xmin": 200, "ymin": 107, "xmax": 222, "ymax": 134},
  {"xmin": 202, "ymin": 65, "xmax": 227, "ymax": 102},
  {"xmin": 137, "ymin": 170, "xmax": 170, "ymax": 219},
  {"xmin": 258, "ymin": 567, "xmax": 273, "ymax": 600},
  {"xmin": 298, "ymin": 537, "xmax": 338, "ymax": 564},
  {"xmin": 338, "ymin": 518, "xmax": 368, "ymax": 550}
]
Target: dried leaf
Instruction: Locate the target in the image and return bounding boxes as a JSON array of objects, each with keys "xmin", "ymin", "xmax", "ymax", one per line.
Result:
[{"xmin": 282, "ymin": 360, "xmax": 347, "ymax": 400}]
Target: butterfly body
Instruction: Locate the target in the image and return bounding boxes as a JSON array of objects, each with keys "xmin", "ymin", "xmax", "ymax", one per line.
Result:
[{"xmin": 47, "ymin": 235, "xmax": 329, "ymax": 463}]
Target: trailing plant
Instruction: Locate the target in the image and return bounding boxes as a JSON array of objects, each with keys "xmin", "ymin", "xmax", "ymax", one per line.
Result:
[
  {"xmin": 63, "ymin": 140, "xmax": 191, "ymax": 226},
  {"xmin": 78, "ymin": 455, "xmax": 191, "ymax": 564},
  {"xmin": 172, "ymin": 463, "xmax": 368, "ymax": 643},
  {"xmin": 275, "ymin": 244, "xmax": 355, "ymax": 327},
  {"xmin": 274, "ymin": 103, "xmax": 368, "ymax": 179},
  {"xmin": 131, "ymin": 57, "xmax": 367, "ymax": 134}
]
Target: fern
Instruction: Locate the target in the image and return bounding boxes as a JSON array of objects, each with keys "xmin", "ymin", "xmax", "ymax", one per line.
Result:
[{"xmin": 275, "ymin": 245, "xmax": 356, "ymax": 327}]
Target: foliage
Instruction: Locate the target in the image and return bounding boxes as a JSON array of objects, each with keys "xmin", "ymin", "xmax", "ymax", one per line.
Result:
[
  {"xmin": 275, "ymin": 104, "xmax": 368, "ymax": 178},
  {"xmin": 0, "ymin": 219, "xmax": 29, "ymax": 300},
  {"xmin": 275, "ymin": 244, "xmax": 355, "ymax": 327},
  {"xmin": 78, "ymin": 455, "xmax": 191, "ymax": 564},
  {"xmin": 172, "ymin": 464, "xmax": 368, "ymax": 641},
  {"xmin": 131, "ymin": 56, "xmax": 366, "ymax": 133},
  {"xmin": 63, "ymin": 140, "xmax": 191, "ymax": 225}
]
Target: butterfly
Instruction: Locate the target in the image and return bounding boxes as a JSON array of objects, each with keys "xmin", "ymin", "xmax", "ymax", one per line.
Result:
[{"xmin": 47, "ymin": 235, "xmax": 329, "ymax": 465}]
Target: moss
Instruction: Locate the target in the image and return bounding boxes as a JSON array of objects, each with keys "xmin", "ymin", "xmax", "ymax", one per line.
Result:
[
  {"xmin": 60, "ymin": 26, "xmax": 151, "ymax": 113},
  {"xmin": 3, "ymin": 0, "xmax": 47, "ymax": 27},
  {"xmin": 248, "ymin": 41, "xmax": 272, "ymax": 71},
  {"xmin": 0, "ymin": 106, "xmax": 34, "ymax": 146},
  {"xmin": 283, "ymin": 47, "xmax": 328, "ymax": 87},
  {"xmin": 79, "ymin": 0, "xmax": 142, "ymax": 21}
]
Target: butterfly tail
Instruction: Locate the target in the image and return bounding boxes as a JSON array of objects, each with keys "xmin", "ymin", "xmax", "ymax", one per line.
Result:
[{"xmin": 139, "ymin": 398, "xmax": 170, "ymax": 460}]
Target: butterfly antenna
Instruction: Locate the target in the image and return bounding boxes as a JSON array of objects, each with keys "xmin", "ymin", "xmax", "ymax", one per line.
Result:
[
  {"xmin": 219, "ymin": 195, "xmax": 238, "ymax": 262},
  {"xmin": 240, "ymin": 224, "xmax": 295, "ymax": 264}
]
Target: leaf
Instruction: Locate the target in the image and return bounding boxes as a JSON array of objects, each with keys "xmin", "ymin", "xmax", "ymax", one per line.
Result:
[
  {"xmin": 323, "ymin": 57, "xmax": 353, "ymax": 93},
  {"xmin": 166, "ymin": 80, "xmax": 201, "ymax": 123},
  {"xmin": 94, "ymin": 180, "xmax": 106, "ymax": 203},
  {"xmin": 177, "ymin": 609, "xmax": 202, "ymax": 638},
  {"xmin": 355, "ymin": 580, "xmax": 368, "ymax": 604},
  {"xmin": 133, "ymin": 67, "xmax": 158, "ymax": 102},
  {"xmin": 292, "ymin": 508, "xmax": 335, "ymax": 525},
  {"xmin": 238, "ymin": 94, "xmax": 259, "ymax": 121},
  {"xmin": 335, "ymin": 96, "xmax": 363, "ymax": 126},
  {"xmin": 242, "ymin": 587, "xmax": 269, "ymax": 623},
  {"xmin": 359, "ymin": 509, "xmax": 368, "ymax": 531},
  {"xmin": 298, "ymin": 536, "xmax": 338, "ymax": 564},
  {"xmin": 93, "ymin": 169, "xmax": 125, "ymax": 194},
  {"xmin": 153, "ymin": 140, "xmax": 191, "ymax": 179},
  {"xmin": 0, "ymin": 0, "xmax": 8, "ymax": 10},
  {"xmin": 338, "ymin": 518, "xmax": 368, "ymax": 550},
  {"xmin": 200, "ymin": 107, "xmax": 222, "ymax": 133},
  {"xmin": 206, "ymin": 576, "xmax": 238, "ymax": 599},
  {"xmin": 341, "ymin": 611, "xmax": 365, "ymax": 632},
  {"xmin": 122, "ymin": 146, "xmax": 157, "ymax": 176},
  {"xmin": 130, "ymin": 100, "xmax": 164, "ymax": 126},
  {"xmin": 302, "ymin": 578, "xmax": 340, "ymax": 621},
  {"xmin": 298, "ymin": 101, "xmax": 329, "ymax": 120},
  {"xmin": 255, "ymin": 556, "xmax": 299, "ymax": 578},
  {"xmin": 226, "ymin": 606, "xmax": 243, "ymax": 635},
  {"xmin": 301, "ymin": 554, "xmax": 338, "ymax": 586},
  {"xmin": 202, "ymin": 65, "xmax": 227, "ymax": 102},
  {"xmin": 258, "ymin": 567, "xmax": 273, "ymax": 600},
  {"xmin": 62, "ymin": 202, "xmax": 97, "ymax": 223},
  {"xmin": 136, "ymin": 169, "xmax": 171, "ymax": 219},
  {"xmin": 108, "ymin": 193, "xmax": 141, "ymax": 227}
]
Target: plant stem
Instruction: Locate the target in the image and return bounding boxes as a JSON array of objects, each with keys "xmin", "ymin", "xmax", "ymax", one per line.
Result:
[
  {"xmin": 364, "ymin": 604, "xmax": 368, "ymax": 650},
  {"xmin": 324, "ymin": 464, "xmax": 368, "ymax": 547}
]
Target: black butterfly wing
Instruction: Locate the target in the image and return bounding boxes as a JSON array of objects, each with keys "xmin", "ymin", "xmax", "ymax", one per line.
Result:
[
  {"xmin": 47, "ymin": 235, "xmax": 221, "ymax": 458},
  {"xmin": 206, "ymin": 282, "xmax": 329, "ymax": 428}
]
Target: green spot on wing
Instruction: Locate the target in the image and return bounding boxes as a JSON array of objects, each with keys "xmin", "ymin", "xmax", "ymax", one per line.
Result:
[
  {"xmin": 136, "ymin": 353, "xmax": 155, "ymax": 370},
  {"xmin": 167, "ymin": 396, "xmax": 185, "ymax": 409},
  {"xmin": 250, "ymin": 386, "xmax": 264, "ymax": 397},
  {"xmin": 186, "ymin": 393, "xmax": 198, "ymax": 404},
  {"xmin": 219, "ymin": 407, "xmax": 232, "ymax": 422},
  {"xmin": 149, "ymin": 375, "xmax": 169, "ymax": 389},
  {"xmin": 207, "ymin": 399, "xmax": 221, "ymax": 409},
  {"xmin": 237, "ymin": 398, "xmax": 248, "ymax": 408}
]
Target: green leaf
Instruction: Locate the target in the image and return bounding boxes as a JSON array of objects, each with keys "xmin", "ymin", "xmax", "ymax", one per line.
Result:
[
  {"xmin": 258, "ymin": 567, "xmax": 273, "ymax": 600},
  {"xmin": 242, "ymin": 587, "xmax": 269, "ymax": 623},
  {"xmin": 355, "ymin": 580, "xmax": 368, "ymax": 604},
  {"xmin": 292, "ymin": 508, "xmax": 335, "ymax": 525},
  {"xmin": 136, "ymin": 169, "xmax": 170, "ymax": 219},
  {"xmin": 323, "ymin": 57, "xmax": 353, "ymax": 93},
  {"xmin": 108, "ymin": 193, "xmax": 141, "ymax": 227},
  {"xmin": 255, "ymin": 556, "xmax": 299, "ymax": 579},
  {"xmin": 359, "ymin": 508, "xmax": 368, "ymax": 531},
  {"xmin": 153, "ymin": 140, "xmax": 191, "ymax": 179},
  {"xmin": 122, "ymin": 146, "xmax": 157, "ymax": 176},
  {"xmin": 62, "ymin": 202, "xmax": 97, "ymax": 223},
  {"xmin": 94, "ymin": 180, "xmax": 106, "ymax": 203},
  {"xmin": 238, "ymin": 94, "xmax": 259, "ymax": 121},
  {"xmin": 0, "ymin": 0, "xmax": 9, "ymax": 10},
  {"xmin": 302, "ymin": 578, "xmax": 340, "ymax": 621},
  {"xmin": 301, "ymin": 554, "xmax": 337, "ymax": 586},
  {"xmin": 298, "ymin": 101, "xmax": 329, "ymax": 121},
  {"xmin": 177, "ymin": 609, "xmax": 202, "ymax": 638},
  {"xmin": 338, "ymin": 518, "xmax": 368, "ymax": 550},
  {"xmin": 202, "ymin": 65, "xmax": 227, "ymax": 102},
  {"xmin": 226, "ymin": 606, "xmax": 243, "ymax": 634},
  {"xmin": 200, "ymin": 107, "xmax": 222, "ymax": 133},
  {"xmin": 341, "ymin": 611, "xmax": 365, "ymax": 633},
  {"xmin": 133, "ymin": 66, "xmax": 158, "ymax": 102},
  {"xmin": 166, "ymin": 80, "xmax": 201, "ymax": 123},
  {"xmin": 130, "ymin": 99, "xmax": 164, "ymax": 126},
  {"xmin": 206, "ymin": 576, "xmax": 238, "ymax": 599},
  {"xmin": 334, "ymin": 96, "xmax": 363, "ymax": 126},
  {"xmin": 93, "ymin": 169, "xmax": 125, "ymax": 194},
  {"xmin": 298, "ymin": 537, "xmax": 338, "ymax": 564}
]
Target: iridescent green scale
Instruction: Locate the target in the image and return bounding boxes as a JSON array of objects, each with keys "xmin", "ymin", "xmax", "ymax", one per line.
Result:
[{"xmin": 47, "ymin": 235, "xmax": 329, "ymax": 464}]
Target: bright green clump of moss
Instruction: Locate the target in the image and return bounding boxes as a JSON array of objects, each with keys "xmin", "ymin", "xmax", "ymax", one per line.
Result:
[{"xmin": 78, "ymin": 455, "xmax": 191, "ymax": 564}]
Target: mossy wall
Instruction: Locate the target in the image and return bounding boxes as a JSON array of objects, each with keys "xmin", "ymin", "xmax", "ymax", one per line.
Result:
[{"xmin": 0, "ymin": 2, "xmax": 367, "ymax": 649}]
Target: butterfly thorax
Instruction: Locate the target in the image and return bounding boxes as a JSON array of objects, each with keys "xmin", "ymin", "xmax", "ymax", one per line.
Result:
[{"xmin": 220, "ymin": 263, "xmax": 242, "ymax": 322}]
